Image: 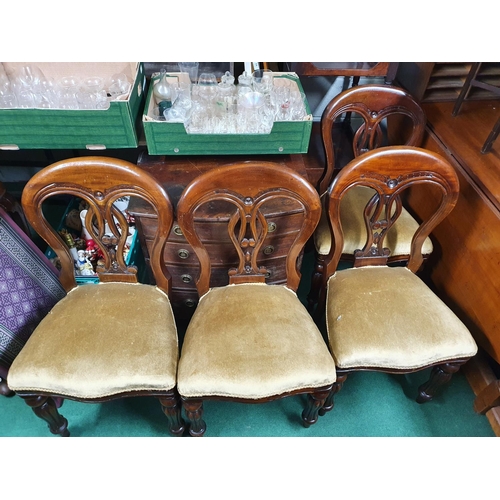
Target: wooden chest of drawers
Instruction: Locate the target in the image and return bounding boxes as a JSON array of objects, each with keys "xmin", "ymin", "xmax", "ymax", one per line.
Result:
[{"xmin": 128, "ymin": 152, "xmax": 311, "ymax": 320}]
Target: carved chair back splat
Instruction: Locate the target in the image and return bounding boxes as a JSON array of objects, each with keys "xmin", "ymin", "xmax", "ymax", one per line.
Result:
[
  {"xmin": 308, "ymin": 84, "xmax": 428, "ymax": 313},
  {"xmin": 318, "ymin": 84, "xmax": 426, "ymax": 196},
  {"xmin": 175, "ymin": 162, "xmax": 337, "ymax": 437},
  {"xmin": 316, "ymin": 146, "xmax": 477, "ymax": 416},
  {"xmin": 177, "ymin": 161, "xmax": 322, "ymax": 295},
  {"xmin": 7, "ymin": 157, "xmax": 184, "ymax": 437}
]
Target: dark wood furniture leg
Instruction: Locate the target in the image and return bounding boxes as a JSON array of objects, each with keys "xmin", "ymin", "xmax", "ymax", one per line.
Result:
[
  {"xmin": 416, "ymin": 361, "xmax": 465, "ymax": 404},
  {"xmin": 0, "ymin": 378, "xmax": 14, "ymax": 397},
  {"xmin": 319, "ymin": 373, "xmax": 348, "ymax": 416},
  {"xmin": 159, "ymin": 390, "xmax": 186, "ymax": 436},
  {"xmin": 385, "ymin": 62, "xmax": 400, "ymax": 85},
  {"xmin": 23, "ymin": 395, "xmax": 70, "ymax": 437},
  {"xmin": 481, "ymin": 116, "xmax": 500, "ymax": 154},
  {"xmin": 302, "ymin": 385, "xmax": 333, "ymax": 427},
  {"xmin": 452, "ymin": 63, "xmax": 500, "ymax": 154},
  {"xmin": 182, "ymin": 398, "xmax": 206, "ymax": 437},
  {"xmin": 452, "ymin": 63, "xmax": 481, "ymax": 117}
]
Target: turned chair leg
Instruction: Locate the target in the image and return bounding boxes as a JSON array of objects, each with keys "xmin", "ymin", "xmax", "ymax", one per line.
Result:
[
  {"xmin": 416, "ymin": 361, "xmax": 466, "ymax": 404},
  {"xmin": 159, "ymin": 389, "xmax": 185, "ymax": 437},
  {"xmin": 182, "ymin": 398, "xmax": 206, "ymax": 437},
  {"xmin": 307, "ymin": 253, "xmax": 326, "ymax": 314},
  {"xmin": 302, "ymin": 385, "xmax": 334, "ymax": 427},
  {"xmin": 319, "ymin": 373, "xmax": 348, "ymax": 416},
  {"xmin": 0, "ymin": 377, "xmax": 14, "ymax": 397},
  {"xmin": 23, "ymin": 395, "xmax": 70, "ymax": 436}
]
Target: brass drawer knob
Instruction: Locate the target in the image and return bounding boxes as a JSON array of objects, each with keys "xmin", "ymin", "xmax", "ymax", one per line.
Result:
[
  {"xmin": 184, "ymin": 299, "xmax": 197, "ymax": 308},
  {"xmin": 181, "ymin": 274, "xmax": 192, "ymax": 283},
  {"xmin": 267, "ymin": 222, "xmax": 277, "ymax": 232},
  {"xmin": 265, "ymin": 270, "xmax": 272, "ymax": 279},
  {"xmin": 178, "ymin": 249, "xmax": 190, "ymax": 259},
  {"xmin": 173, "ymin": 225, "xmax": 183, "ymax": 236},
  {"xmin": 263, "ymin": 245, "xmax": 274, "ymax": 255}
]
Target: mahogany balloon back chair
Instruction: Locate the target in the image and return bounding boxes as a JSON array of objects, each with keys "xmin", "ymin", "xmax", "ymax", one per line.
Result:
[
  {"xmin": 175, "ymin": 161, "xmax": 336, "ymax": 436},
  {"xmin": 7, "ymin": 157, "xmax": 184, "ymax": 437},
  {"xmin": 316, "ymin": 146, "xmax": 477, "ymax": 417},
  {"xmin": 309, "ymin": 84, "xmax": 430, "ymax": 312}
]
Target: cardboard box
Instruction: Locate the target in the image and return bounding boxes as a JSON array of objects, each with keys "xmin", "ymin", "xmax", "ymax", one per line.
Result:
[
  {"xmin": 142, "ymin": 72, "xmax": 313, "ymax": 155},
  {"xmin": 0, "ymin": 62, "xmax": 145, "ymax": 150}
]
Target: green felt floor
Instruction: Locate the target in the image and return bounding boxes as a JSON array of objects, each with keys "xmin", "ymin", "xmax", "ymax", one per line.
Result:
[
  {"xmin": 0, "ymin": 248, "xmax": 495, "ymax": 437},
  {"xmin": 0, "ymin": 365, "xmax": 494, "ymax": 437}
]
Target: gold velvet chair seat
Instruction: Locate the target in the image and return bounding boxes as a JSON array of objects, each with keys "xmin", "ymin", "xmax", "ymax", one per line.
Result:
[
  {"xmin": 8, "ymin": 283, "xmax": 178, "ymax": 399},
  {"xmin": 178, "ymin": 284, "xmax": 336, "ymax": 400},
  {"xmin": 7, "ymin": 157, "xmax": 184, "ymax": 437},
  {"xmin": 316, "ymin": 147, "xmax": 478, "ymax": 415},
  {"xmin": 326, "ymin": 266, "xmax": 477, "ymax": 371},
  {"xmin": 308, "ymin": 84, "xmax": 428, "ymax": 313},
  {"xmin": 175, "ymin": 161, "xmax": 336, "ymax": 436},
  {"xmin": 314, "ymin": 187, "xmax": 434, "ymax": 257}
]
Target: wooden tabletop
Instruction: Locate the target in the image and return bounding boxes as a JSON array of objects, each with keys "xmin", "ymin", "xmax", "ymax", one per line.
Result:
[{"xmin": 422, "ymin": 100, "xmax": 500, "ymax": 212}]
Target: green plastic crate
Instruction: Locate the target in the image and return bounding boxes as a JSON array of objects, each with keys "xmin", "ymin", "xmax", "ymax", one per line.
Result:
[
  {"xmin": 142, "ymin": 72, "xmax": 313, "ymax": 155},
  {"xmin": 0, "ymin": 62, "xmax": 145, "ymax": 150}
]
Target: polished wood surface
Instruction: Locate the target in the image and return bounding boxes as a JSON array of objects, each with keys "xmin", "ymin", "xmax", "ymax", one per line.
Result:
[
  {"xmin": 177, "ymin": 162, "xmax": 321, "ymax": 295},
  {"xmin": 407, "ymin": 101, "xmax": 500, "ymax": 360},
  {"xmin": 308, "ymin": 85, "xmax": 428, "ymax": 312},
  {"xmin": 317, "ymin": 84, "xmax": 426, "ymax": 196},
  {"xmin": 22, "ymin": 157, "xmax": 175, "ymax": 293},
  {"xmin": 404, "ymin": 100, "xmax": 500, "ymax": 435},
  {"xmin": 318, "ymin": 147, "xmax": 472, "ymax": 417},
  {"xmin": 130, "ymin": 153, "xmax": 314, "ymax": 317},
  {"xmin": 423, "ymin": 100, "xmax": 500, "ymax": 210},
  {"xmin": 292, "ymin": 62, "xmax": 399, "ymax": 84},
  {"xmin": 16, "ymin": 157, "xmax": 184, "ymax": 436},
  {"xmin": 175, "ymin": 161, "xmax": 332, "ymax": 436}
]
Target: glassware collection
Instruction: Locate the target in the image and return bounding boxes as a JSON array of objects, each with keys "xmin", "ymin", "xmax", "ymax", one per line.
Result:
[
  {"xmin": 150, "ymin": 63, "xmax": 308, "ymax": 134},
  {"xmin": 0, "ymin": 64, "xmax": 132, "ymax": 110}
]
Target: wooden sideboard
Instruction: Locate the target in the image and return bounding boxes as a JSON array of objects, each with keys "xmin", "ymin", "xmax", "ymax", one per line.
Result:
[
  {"xmin": 402, "ymin": 99, "xmax": 500, "ymax": 435},
  {"xmin": 128, "ymin": 152, "xmax": 317, "ymax": 321}
]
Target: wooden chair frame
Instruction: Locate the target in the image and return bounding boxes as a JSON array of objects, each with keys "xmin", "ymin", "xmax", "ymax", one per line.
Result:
[
  {"xmin": 10, "ymin": 157, "xmax": 184, "ymax": 436},
  {"xmin": 318, "ymin": 146, "xmax": 475, "ymax": 413},
  {"xmin": 309, "ymin": 84, "xmax": 427, "ymax": 313},
  {"xmin": 176, "ymin": 161, "xmax": 334, "ymax": 436}
]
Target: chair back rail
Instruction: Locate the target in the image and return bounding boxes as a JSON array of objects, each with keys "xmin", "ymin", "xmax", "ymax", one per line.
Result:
[
  {"xmin": 177, "ymin": 161, "xmax": 321, "ymax": 296},
  {"xmin": 318, "ymin": 84, "xmax": 426, "ymax": 195},
  {"xmin": 323, "ymin": 146, "xmax": 460, "ymax": 280},
  {"xmin": 21, "ymin": 157, "xmax": 174, "ymax": 294}
]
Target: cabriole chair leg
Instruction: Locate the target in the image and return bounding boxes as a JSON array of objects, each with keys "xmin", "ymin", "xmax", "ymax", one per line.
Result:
[{"xmin": 23, "ymin": 395, "xmax": 70, "ymax": 437}]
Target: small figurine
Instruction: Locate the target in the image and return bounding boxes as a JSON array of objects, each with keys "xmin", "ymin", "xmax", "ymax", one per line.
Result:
[
  {"xmin": 76, "ymin": 249, "xmax": 94, "ymax": 276},
  {"xmin": 85, "ymin": 238, "xmax": 100, "ymax": 263}
]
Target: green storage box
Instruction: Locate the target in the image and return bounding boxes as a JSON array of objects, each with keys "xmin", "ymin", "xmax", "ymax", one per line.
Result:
[
  {"xmin": 0, "ymin": 62, "xmax": 145, "ymax": 150},
  {"xmin": 142, "ymin": 71, "xmax": 313, "ymax": 155}
]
